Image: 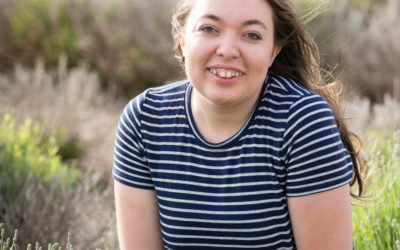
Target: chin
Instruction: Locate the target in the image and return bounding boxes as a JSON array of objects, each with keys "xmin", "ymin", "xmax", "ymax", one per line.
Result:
[{"xmin": 208, "ymin": 95, "xmax": 240, "ymax": 105}]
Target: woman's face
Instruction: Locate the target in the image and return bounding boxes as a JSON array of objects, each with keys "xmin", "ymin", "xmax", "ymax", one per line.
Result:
[{"xmin": 180, "ymin": 0, "xmax": 280, "ymax": 107}]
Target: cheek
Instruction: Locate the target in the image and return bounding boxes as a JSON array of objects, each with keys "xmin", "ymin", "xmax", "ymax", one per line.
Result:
[
  {"xmin": 263, "ymin": 51, "xmax": 277, "ymax": 69},
  {"xmin": 180, "ymin": 33, "xmax": 195, "ymax": 58},
  {"xmin": 251, "ymin": 54, "xmax": 273, "ymax": 73},
  {"xmin": 181, "ymin": 38, "xmax": 194, "ymax": 60},
  {"xmin": 185, "ymin": 44, "xmax": 209, "ymax": 67}
]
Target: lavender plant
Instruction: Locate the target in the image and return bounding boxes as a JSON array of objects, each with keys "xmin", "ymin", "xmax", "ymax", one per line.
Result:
[{"xmin": 0, "ymin": 223, "xmax": 76, "ymax": 250}]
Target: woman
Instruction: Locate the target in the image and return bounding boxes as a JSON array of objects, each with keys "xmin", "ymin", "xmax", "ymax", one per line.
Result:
[{"xmin": 113, "ymin": 0, "xmax": 364, "ymax": 249}]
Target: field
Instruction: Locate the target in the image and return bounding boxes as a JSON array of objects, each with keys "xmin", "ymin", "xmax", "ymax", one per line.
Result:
[{"xmin": 0, "ymin": 0, "xmax": 399, "ymax": 249}]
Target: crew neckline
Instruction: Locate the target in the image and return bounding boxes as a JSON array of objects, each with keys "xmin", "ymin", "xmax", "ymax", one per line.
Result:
[{"xmin": 184, "ymin": 77, "xmax": 269, "ymax": 149}]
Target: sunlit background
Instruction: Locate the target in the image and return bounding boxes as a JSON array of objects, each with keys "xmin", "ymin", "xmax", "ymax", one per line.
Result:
[{"xmin": 0, "ymin": 0, "xmax": 399, "ymax": 249}]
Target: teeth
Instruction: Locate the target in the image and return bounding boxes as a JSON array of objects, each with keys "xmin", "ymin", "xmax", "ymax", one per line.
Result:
[{"xmin": 210, "ymin": 68, "xmax": 242, "ymax": 79}]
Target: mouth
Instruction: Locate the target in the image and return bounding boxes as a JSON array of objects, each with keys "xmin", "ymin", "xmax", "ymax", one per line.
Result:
[{"xmin": 208, "ymin": 67, "xmax": 243, "ymax": 79}]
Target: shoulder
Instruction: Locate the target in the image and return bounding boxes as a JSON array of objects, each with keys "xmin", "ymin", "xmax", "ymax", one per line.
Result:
[
  {"xmin": 266, "ymin": 75, "xmax": 320, "ymax": 101},
  {"xmin": 263, "ymin": 75, "xmax": 336, "ymax": 138},
  {"xmin": 271, "ymin": 76, "xmax": 340, "ymax": 156},
  {"xmin": 266, "ymin": 75, "xmax": 329, "ymax": 109},
  {"xmin": 262, "ymin": 75, "xmax": 331, "ymax": 119},
  {"xmin": 144, "ymin": 80, "xmax": 189, "ymax": 102},
  {"xmin": 268, "ymin": 75, "xmax": 313, "ymax": 95},
  {"xmin": 123, "ymin": 80, "xmax": 189, "ymax": 116}
]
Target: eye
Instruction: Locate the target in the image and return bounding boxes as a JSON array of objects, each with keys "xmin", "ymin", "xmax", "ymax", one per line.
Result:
[
  {"xmin": 244, "ymin": 32, "xmax": 262, "ymax": 41},
  {"xmin": 199, "ymin": 25, "xmax": 217, "ymax": 33}
]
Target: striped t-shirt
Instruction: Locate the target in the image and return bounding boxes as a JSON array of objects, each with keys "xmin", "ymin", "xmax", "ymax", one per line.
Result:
[{"xmin": 113, "ymin": 75, "xmax": 353, "ymax": 249}]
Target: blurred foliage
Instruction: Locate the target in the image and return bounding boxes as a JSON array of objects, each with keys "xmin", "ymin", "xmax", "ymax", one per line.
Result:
[
  {"xmin": 0, "ymin": 0, "xmax": 180, "ymax": 98},
  {"xmin": 335, "ymin": 0, "xmax": 400, "ymax": 102},
  {"xmin": 8, "ymin": 0, "xmax": 81, "ymax": 68},
  {"xmin": 295, "ymin": 0, "xmax": 391, "ymax": 14},
  {"xmin": 293, "ymin": 0, "xmax": 339, "ymax": 68},
  {"xmin": 0, "ymin": 58, "xmax": 121, "ymax": 180},
  {"xmin": 293, "ymin": 0, "xmax": 400, "ymax": 102},
  {"xmin": 0, "ymin": 223, "xmax": 74, "ymax": 250},
  {"xmin": 0, "ymin": 0, "xmax": 398, "ymax": 100},
  {"xmin": 352, "ymin": 129, "xmax": 400, "ymax": 249},
  {"xmin": 346, "ymin": 0, "xmax": 390, "ymax": 12},
  {"xmin": 294, "ymin": 0, "xmax": 333, "ymax": 17},
  {"xmin": 0, "ymin": 111, "xmax": 116, "ymax": 248},
  {"xmin": 53, "ymin": 127, "xmax": 85, "ymax": 162},
  {"xmin": 0, "ymin": 112, "xmax": 79, "ymax": 197},
  {"xmin": 72, "ymin": 0, "xmax": 181, "ymax": 96}
]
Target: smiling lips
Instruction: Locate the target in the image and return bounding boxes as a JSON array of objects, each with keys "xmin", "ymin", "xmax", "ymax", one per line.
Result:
[{"xmin": 209, "ymin": 68, "xmax": 243, "ymax": 79}]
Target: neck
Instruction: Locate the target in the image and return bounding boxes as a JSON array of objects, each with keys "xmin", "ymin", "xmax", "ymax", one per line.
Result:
[{"xmin": 190, "ymin": 88, "xmax": 259, "ymax": 143}]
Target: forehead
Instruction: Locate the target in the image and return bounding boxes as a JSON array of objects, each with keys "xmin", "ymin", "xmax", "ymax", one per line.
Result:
[{"xmin": 187, "ymin": 0, "xmax": 274, "ymax": 27}]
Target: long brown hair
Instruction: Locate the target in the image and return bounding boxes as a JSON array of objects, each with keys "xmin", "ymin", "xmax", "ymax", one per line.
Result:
[{"xmin": 171, "ymin": 0, "xmax": 365, "ymax": 199}]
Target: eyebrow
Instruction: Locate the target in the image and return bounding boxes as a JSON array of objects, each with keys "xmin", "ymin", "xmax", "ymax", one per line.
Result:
[{"xmin": 201, "ymin": 14, "xmax": 268, "ymax": 30}]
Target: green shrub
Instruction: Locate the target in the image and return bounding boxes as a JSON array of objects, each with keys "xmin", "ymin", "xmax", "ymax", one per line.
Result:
[
  {"xmin": 9, "ymin": 0, "xmax": 80, "ymax": 68},
  {"xmin": 53, "ymin": 127, "xmax": 85, "ymax": 162},
  {"xmin": 73, "ymin": 0, "xmax": 181, "ymax": 96},
  {"xmin": 0, "ymin": 60, "xmax": 119, "ymax": 180},
  {"xmin": 0, "ymin": 112, "xmax": 79, "ymax": 194},
  {"xmin": 0, "ymin": 113, "xmax": 115, "ymax": 248},
  {"xmin": 0, "ymin": 0, "xmax": 180, "ymax": 97}
]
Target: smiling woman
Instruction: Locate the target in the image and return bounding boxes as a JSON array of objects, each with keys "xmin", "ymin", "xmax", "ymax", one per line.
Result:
[
  {"xmin": 113, "ymin": 0, "xmax": 365, "ymax": 249},
  {"xmin": 179, "ymin": 0, "xmax": 281, "ymax": 143}
]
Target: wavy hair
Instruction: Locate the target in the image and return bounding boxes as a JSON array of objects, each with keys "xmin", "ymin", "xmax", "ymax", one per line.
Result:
[{"xmin": 171, "ymin": 0, "xmax": 365, "ymax": 199}]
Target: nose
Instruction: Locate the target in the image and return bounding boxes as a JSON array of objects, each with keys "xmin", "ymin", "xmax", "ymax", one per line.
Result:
[{"xmin": 216, "ymin": 32, "xmax": 240, "ymax": 59}]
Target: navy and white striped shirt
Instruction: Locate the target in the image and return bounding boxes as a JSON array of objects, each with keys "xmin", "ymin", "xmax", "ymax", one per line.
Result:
[{"xmin": 113, "ymin": 76, "xmax": 353, "ymax": 249}]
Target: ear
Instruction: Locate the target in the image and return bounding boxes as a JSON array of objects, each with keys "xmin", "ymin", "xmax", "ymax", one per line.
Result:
[
  {"xmin": 178, "ymin": 32, "xmax": 187, "ymax": 58},
  {"xmin": 268, "ymin": 45, "xmax": 281, "ymax": 67},
  {"xmin": 178, "ymin": 33, "xmax": 185, "ymax": 49}
]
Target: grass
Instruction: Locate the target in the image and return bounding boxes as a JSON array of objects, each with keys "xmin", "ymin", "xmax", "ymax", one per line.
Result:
[{"xmin": 352, "ymin": 130, "xmax": 400, "ymax": 249}]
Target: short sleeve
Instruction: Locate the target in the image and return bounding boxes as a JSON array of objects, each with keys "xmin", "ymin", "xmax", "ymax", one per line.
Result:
[
  {"xmin": 112, "ymin": 94, "xmax": 154, "ymax": 189},
  {"xmin": 283, "ymin": 94, "xmax": 353, "ymax": 197}
]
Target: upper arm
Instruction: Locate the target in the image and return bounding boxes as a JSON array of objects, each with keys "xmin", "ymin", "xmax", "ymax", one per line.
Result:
[
  {"xmin": 114, "ymin": 181, "xmax": 164, "ymax": 250},
  {"xmin": 287, "ymin": 184, "xmax": 353, "ymax": 250},
  {"xmin": 282, "ymin": 94, "xmax": 354, "ymax": 249},
  {"xmin": 113, "ymin": 97, "xmax": 163, "ymax": 249}
]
